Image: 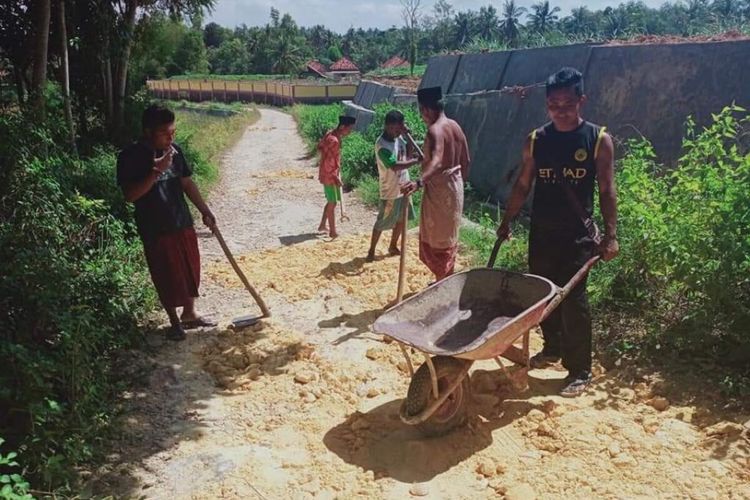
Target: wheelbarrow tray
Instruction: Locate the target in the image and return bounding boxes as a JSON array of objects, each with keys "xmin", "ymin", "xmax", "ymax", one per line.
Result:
[{"xmin": 373, "ymin": 268, "xmax": 556, "ymax": 361}]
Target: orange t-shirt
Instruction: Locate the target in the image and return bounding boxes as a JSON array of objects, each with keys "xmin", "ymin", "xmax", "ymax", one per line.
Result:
[{"xmin": 318, "ymin": 131, "xmax": 340, "ymax": 185}]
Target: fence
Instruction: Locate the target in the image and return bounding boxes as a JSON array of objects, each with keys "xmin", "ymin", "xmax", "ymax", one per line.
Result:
[{"xmin": 146, "ymin": 79, "xmax": 358, "ymax": 105}]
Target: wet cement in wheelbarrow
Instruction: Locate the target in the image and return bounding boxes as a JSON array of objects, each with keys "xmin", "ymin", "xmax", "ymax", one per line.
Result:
[{"xmin": 434, "ymin": 309, "xmax": 514, "ymax": 351}]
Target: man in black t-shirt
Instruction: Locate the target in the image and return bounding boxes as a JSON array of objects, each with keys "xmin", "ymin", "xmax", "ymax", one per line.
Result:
[
  {"xmin": 117, "ymin": 105, "xmax": 217, "ymax": 341},
  {"xmin": 496, "ymin": 68, "xmax": 619, "ymax": 397}
]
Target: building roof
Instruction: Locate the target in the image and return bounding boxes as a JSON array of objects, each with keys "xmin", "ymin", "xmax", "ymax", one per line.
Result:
[
  {"xmin": 381, "ymin": 56, "xmax": 409, "ymax": 69},
  {"xmin": 329, "ymin": 57, "xmax": 360, "ymax": 72},
  {"xmin": 305, "ymin": 60, "xmax": 328, "ymax": 77}
]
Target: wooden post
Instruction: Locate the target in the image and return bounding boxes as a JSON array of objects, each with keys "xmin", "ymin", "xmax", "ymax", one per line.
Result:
[
  {"xmin": 236, "ymin": 81, "xmax": 240, "ymax": 102},
  {"xmin": 396, "ymin": 194, "xmax": 411, "ymax": 303}
]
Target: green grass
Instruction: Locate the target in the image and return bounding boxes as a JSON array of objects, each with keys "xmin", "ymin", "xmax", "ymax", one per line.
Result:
[
  {"xmin": 169, "ymin": 73, "xmax": 291, "ymax": 81},
  {"xmin": 171, "ymin": 99, "xmax": 247, "ymax": 113},
  {"xmin": 172, "ymin": 103, "xmax": 260, "ymax": 191},
  {"xmin": 365, "ymin": 65, "xmax": 426, "ymax": 78}
]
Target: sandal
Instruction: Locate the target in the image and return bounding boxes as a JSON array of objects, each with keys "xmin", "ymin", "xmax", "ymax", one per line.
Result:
[{"xmin": 166, "ymin": 325, "xmax": 187, "ymax": 341}]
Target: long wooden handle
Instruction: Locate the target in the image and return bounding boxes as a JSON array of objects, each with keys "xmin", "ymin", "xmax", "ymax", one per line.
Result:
[
  {"xmin": 405, "ymin": 131, "xmax": 424, "ymax": 159},
  {"xmin": 212, "ymin": 226, "xmax": 271, "ymax": 318},
  {"xmin": 396, "ymin": 195, "xmax": 410, "ymax": 303},
  {"xmin": 540, "ymin": 255, "xmax": 599, "ymax": 322}
]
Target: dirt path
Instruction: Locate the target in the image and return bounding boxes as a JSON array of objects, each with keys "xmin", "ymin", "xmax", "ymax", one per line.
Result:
[{"xmin": 95, "ymin": 109, "xmax": 749, "ymax": 499}]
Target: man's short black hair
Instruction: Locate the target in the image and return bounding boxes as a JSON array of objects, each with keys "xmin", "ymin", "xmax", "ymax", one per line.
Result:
[
  {"xmin": 142, "ymin": 104, "xmax": 175, "ymax": 131},
  {"xmin": 384, "ymin": 110, "xmax": 405, "ymax": 125},
  {"xmin": 546, "ymin": 67, "xmax": 584, "ymax": 97}
]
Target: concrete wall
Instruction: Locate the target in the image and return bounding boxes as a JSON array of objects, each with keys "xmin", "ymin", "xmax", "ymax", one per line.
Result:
[
  {"xmin": 421, "ymin": 40, "xmax": 750, "ymax": 205},
  {"xmin": 345, "ymin": 80, "xmax": 414, "ymax": 133}
]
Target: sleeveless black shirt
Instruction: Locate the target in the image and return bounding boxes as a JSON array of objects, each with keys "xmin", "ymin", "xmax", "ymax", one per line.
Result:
[{"xmin": 531, "ymin": 120, "xmax": 605, "ymax": 233}]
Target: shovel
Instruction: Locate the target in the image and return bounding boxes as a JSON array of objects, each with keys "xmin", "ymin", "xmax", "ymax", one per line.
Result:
[{"xmin": 211, "ymin": 225, "xmax": 271, "ymax": 328}]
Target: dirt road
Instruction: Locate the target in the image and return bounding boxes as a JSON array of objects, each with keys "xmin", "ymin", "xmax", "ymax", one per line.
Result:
[{"xmin": 94, "ymin": 109, "xmax": 750, "ymax": 499}]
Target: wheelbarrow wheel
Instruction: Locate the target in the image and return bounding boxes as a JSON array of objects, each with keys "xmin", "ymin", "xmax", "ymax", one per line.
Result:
[{"xmin": 404, "ymin": 356, "xmax": 472, "ymax": 437}]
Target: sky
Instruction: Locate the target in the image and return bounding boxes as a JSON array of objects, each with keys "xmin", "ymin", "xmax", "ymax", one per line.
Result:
[{"xmin": 206, "ymin": 0, "xmax": 666, "ymax": 33}]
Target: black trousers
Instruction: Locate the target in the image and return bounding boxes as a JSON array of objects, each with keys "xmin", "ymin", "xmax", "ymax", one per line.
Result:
[{"xmin": 528, "ymin": 223, "xmax": 595, "ymax": 375}]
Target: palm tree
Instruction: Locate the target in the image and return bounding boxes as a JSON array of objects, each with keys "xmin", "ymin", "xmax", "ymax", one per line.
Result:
[
  {"xmin": 453, "ymin": 11, "xmax": 475, "ymax": 47},
  {"xmin": 476, "ymin": 5, "xmax": 500, "ymax": 41},
  {"xmin": 272, "ymin": 33, "xmax": 303, "ymax": 75},
  {"xmin": 565, "ymin": 6, "xmax": 592, "ymax": 35},
  {"xmin": 500, "ymin": 0, "xmax": 527, "ymax": 47},
  {"xmin": 530, "ymin": 0, "xmax": 561, "ymax": 33},
  {"xmin": 711, "ymin": 0, "xmax": 739, "ymax": 23},
  {"xmin": 603, "ymin": 8, "xmax": 631, "ymax": 38}
]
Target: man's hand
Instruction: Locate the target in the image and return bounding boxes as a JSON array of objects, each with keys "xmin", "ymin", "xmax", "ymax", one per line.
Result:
[
  {"xmin": 202, "ymin": 210, "xmax": 217, "ymax": 232},
  {"xmin": 153, "ymin": 148, "xmax": 174, "ymax": 173},
  {"xmin": 401, "ymin": 181, "xmax": 419, "ymax": 196},
  {"xmin": 496, "ymin": 220, "xmax": 512, "ymax": 241},
  {"xmin": 598, "ymin": 235, "xmax": 619, "ymax": 261}
]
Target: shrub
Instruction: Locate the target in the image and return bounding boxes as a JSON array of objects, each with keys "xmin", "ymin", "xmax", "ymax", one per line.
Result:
[{"xmin": 292, "ymin": 103, "xmax": 343, "ymax": 151}]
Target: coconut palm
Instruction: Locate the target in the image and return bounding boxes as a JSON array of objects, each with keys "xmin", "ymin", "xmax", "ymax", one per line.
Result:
[
  {"xmin": 530, "ymin": 0, "xmax": 561, "ymax": 33},
  {"xmin": 500, "ymin": 0, "xmax": 527, "ymax": 46}
]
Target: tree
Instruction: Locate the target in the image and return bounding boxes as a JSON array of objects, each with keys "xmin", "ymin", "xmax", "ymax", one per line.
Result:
[
  {"xmin": 430, "ymin": 0, "xmax": 455, "ymax": 50},
  {"xmin": 272, "ymin": 33, "xmax": 304, "ymax": 75},
  {"xmin": 107, "ymin": 0, "xmax": 215, "ymax": 139},
  {"xmin": 400, "ymin": 0, "xmax": 422, "ymax": 75},
  {"xmin": 208, "ymin": 38, "xmax": 250, "ymax": 73},
  {"xmin": 204, "ymin": 21, "xmax": 230, "ymax": 48},
  {"xmin": 453, "ymin": 11, "xmax": 476, "ymax": 47},
  {"xmin": 500, "ymin": 0, "xmax": 527, "ymax": 46},
  {"xmin": 0, "ymin": 0, "xmax": 33, "ymax": 103},
  {"xmin": 530, "ymin": 0, "xmax": 561, "ymax": 33},
  {"xmin": 476, "ymin": 5, "xmax": 500, "ymax": 41},
  {"xmin": 327, "ymin": 44, "xmax": 343, "ymax": 62},
  {"xmin": 171, "ymin": 29, "xmax": 209, "ymax": 75},
  {"xmin": 30, "ymin": 0, "xmax": 50, "ymax": 116},
  {"xmin": 565, "ymin": 6, "xmax": 595, "ymax": 35},
  {"xmin": 58, "ymin": 0, "xmax": 75, "ymax": 150}
]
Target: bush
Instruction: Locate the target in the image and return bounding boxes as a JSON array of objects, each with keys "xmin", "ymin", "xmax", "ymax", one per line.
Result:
[
  {"xmin": 591, "ymin": 107, "xmax": 750, "ymax": 359},
  {"xmin": 0, "ymin": 111, "xmax": 156, "ymax": 488},
  {"xmin": 291, "ymin": 103, "xmax": 343, "ymax": 152}
]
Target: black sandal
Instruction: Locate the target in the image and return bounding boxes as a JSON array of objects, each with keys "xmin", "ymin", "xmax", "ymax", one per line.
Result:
[{"xmin": 166, "ymin": 325, "xmax": 187, "ymax": 341}]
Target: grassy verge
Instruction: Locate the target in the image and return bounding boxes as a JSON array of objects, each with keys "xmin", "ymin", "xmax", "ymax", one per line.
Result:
[
  {"xmin": 169, "ymin": 73, "xmax": 289, "ymax": 81},
  {"xmin": 169, "ymin": 102, "xmax": 260, "ymax": 191},
  {"xmin": 365, "ymin": 65, "xmax": 427, "ymax": 78}
]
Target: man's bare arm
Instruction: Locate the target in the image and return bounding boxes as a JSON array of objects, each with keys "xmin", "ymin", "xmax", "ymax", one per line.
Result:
[
  {"xmin": 122, "ymin": 149, "xmax": 173, "ymax": 202},
  {"xmin": 459, "ymin": 131, "xmax": 471, "ymax": 180},
  {"xmin": 181, "ymin": 177, "xmax": 216, "ymax": 229},
  {"xmin": 595, "ymin": 133, "xmax": 619, "ymax": 260}
]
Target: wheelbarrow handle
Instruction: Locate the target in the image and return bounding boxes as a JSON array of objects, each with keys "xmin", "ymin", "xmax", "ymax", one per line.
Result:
[
  {"xmin": 487, "ymin": 237, "xmax": 504, "ymax": 268},
  {"xmin": 540, "ymin": 255, "xmax": 600, "ymax": 322}
]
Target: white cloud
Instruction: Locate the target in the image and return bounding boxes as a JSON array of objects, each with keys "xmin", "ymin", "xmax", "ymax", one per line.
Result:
[{"xmin": 207, "ymin": 0, "xmax": 667, "ymax": 33}]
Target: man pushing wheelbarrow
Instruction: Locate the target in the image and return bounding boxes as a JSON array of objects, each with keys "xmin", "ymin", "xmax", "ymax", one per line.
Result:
[{"xmin": 373, "ymin": 67, "xmax": 619, "ymax": 436}]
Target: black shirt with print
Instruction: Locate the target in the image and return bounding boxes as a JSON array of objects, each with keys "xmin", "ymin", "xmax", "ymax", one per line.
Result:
[
  {"xmin": 530, "ymin": 121, "xmax": 603, "ymax": 235},
  {"xmin": 116, "ymin": 142, "xmax": 193, "ymax": 241}
]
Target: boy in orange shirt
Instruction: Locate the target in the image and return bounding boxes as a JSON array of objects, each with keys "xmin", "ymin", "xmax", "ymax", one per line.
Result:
[{"xmin": 317, "ymin": 115, "xmax": 356, "ymax": 238}]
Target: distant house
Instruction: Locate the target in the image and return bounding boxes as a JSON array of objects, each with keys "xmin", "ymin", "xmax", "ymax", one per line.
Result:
[
  {"xmin": 329, "ymin": 57, "xmax": 360, "ymax": 79},
  {"xmin": 381, "ymin": 56, "xmax": 409, "ymax": 69},
  {"xmin": 300, "ymin": 60, "xmax": 328, "ymax": 79}
]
